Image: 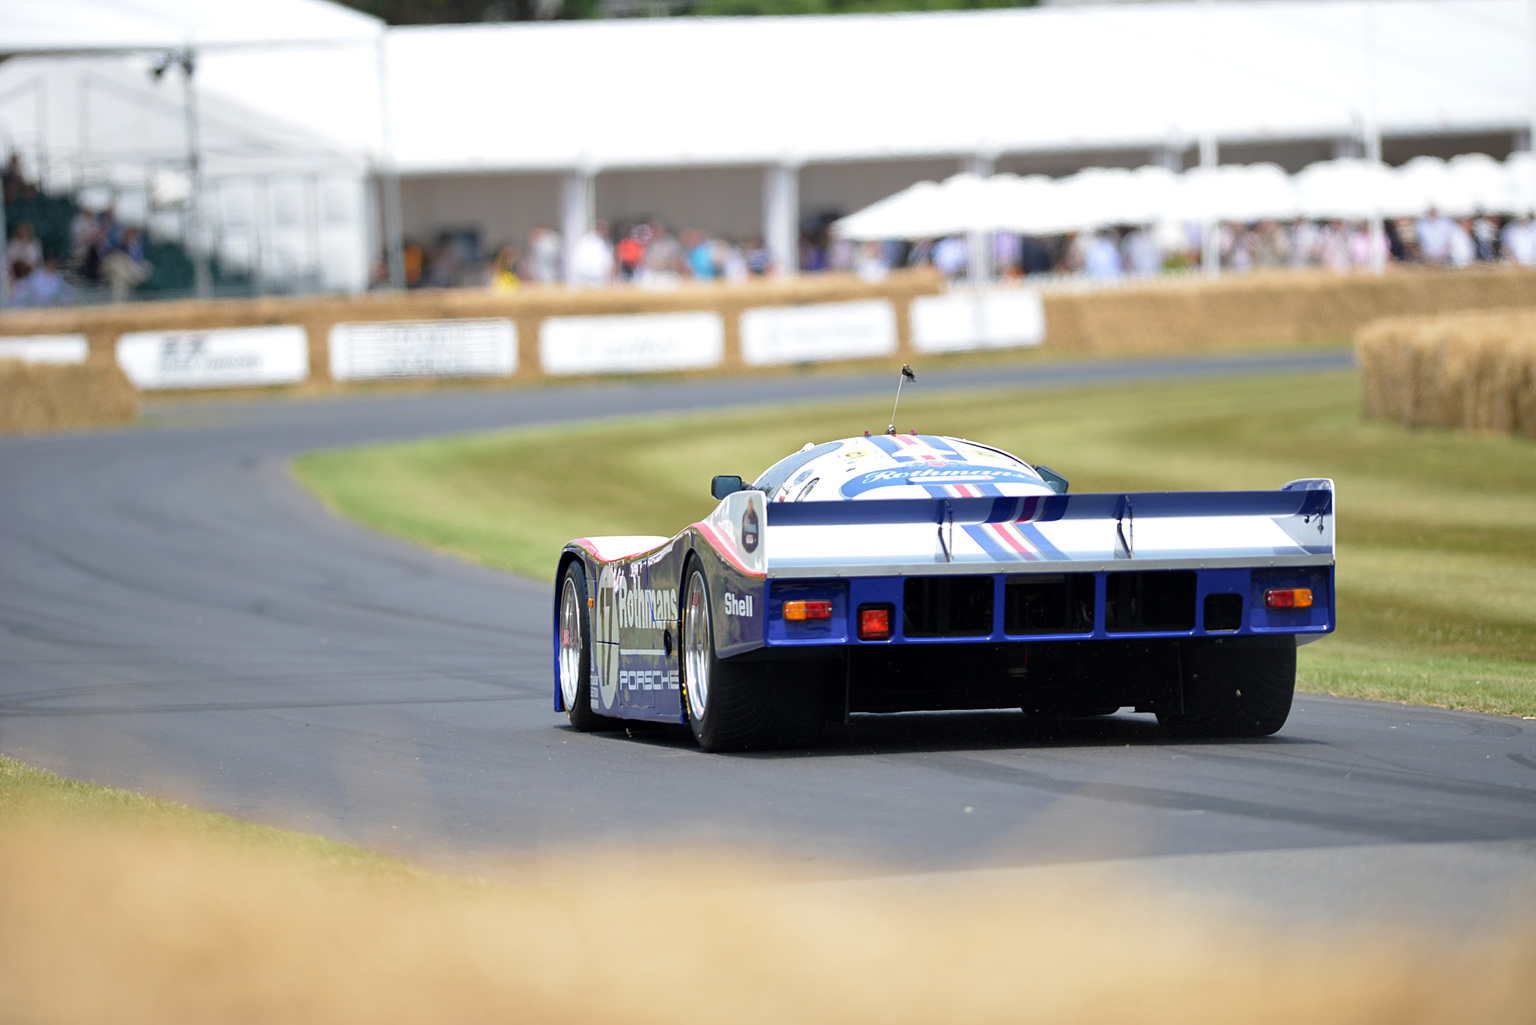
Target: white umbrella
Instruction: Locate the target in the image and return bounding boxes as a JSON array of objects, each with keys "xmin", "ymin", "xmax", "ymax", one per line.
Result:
[
  {"xmin": 1294, "ymin": 158, "xmax": 1412, "ymax": 220},
  {"xmin": 1507, "ymin": 151, "xmax": 1536, "ymax": 216},
  {"xmin": 1446, "ymin": 152, "xmax": 1514, "ymax": 216}
]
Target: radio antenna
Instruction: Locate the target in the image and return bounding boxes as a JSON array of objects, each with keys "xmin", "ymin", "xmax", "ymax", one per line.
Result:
[{"xmin": 886, "ymin": 364, "xmax": 916, "ymax": 435}]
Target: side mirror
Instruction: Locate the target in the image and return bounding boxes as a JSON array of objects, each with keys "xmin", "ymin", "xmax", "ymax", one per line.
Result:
[
  {"xmin": 1034, "ymin": 465, "xmax": 1069, "ymax": 495},
  {"xmin": 711, "ymin": 474, "xmax": 745, "ymax": 500}
]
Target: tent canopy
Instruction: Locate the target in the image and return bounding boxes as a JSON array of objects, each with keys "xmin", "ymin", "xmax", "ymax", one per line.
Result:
[
  {"xmin": 833, "ymin": 155, "xmax": 1536, "ymax": 241},
  {"xmin": 0, "ymin": 0, "xmax": 381, "ymax": 56},
  {"xmin": 179, "ymin": 0, "xmax": 1536, "ymax": 174}
]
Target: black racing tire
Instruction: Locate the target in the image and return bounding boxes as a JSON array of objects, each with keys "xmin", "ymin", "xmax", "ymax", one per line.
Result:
[
  {"xmin": 679, "ymin": 560, "xmax": 823, "ymax": 752},
  {"xmin": 556, "ymin": 563, "xmax": 621, "ymax": 732},
  {"xmin": 1157, "ymin": 639, "xmax": 1296, "ymax": 739}
]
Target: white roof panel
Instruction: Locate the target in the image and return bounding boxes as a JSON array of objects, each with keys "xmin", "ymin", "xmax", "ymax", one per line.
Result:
[{"xmin": 177, "ymin": 2, "xmax": 1536, "ymax": 174}]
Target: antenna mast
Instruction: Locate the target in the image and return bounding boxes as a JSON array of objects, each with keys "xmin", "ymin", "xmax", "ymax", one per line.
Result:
[{"xmin": 886, "ymin": 364, "xmax": 916, "ymax": 435}]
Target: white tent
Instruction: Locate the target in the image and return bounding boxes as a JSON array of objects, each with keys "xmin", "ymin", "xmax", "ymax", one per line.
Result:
[{"xmin": 0, "ymin": 0, "xmax": 385, "ymax": 297}]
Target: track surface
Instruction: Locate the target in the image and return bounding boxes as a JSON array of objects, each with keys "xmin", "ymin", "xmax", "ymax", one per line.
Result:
[{"xmin": 3, "ymin": 350, "xmax": 1534, "ymax": 927}]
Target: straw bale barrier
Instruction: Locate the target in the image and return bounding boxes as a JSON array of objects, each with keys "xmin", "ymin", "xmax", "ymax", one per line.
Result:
[
  {"xmin": 6, "ymin": 264, "xmax": 1536, "ymax": 403},
  {"xmin": 0, "ymin": 271, "xmax": 945, "ymax": 386},
  {"xmin": 0, "ymin": 359, "xmax": 138, "ymax": 434},
  {"xmin": 1357, "ymin": 308, "xmax": 1536, "ymax": 438},
  {"xmin": 1040, "ymin": 266, "xmax": 1536, "ymax": 351}
]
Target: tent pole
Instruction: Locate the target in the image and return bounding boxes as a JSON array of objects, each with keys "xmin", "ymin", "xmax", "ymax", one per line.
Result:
[
  {"xmin": 181, "ymin": 50, "xmax": 212, "ymax": 300},
  {"xmin": 375, "ymin": 35, "xmax": 405, "ymax": 290},
  {"xmin": 764, "ymin": 162, "xmax": 799, "ymax": 278},
  {"xmin": 964, "ymin": 152, "xmax": 995, "ymax": 285},
  {"xmin": 560, "ymin": 164, "xmax": 594, "ymax": 286},
  {"xmin": 1199, "ymin": 0, "xmax": 1220, "ymax": 277},
  {"xmin": 1364, "ymin": 0, "xmax": 1386, "ymax": 274}
]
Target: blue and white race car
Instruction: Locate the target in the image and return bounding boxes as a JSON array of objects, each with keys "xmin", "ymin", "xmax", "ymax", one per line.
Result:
[{"xmin": 554, "ymin": 431, "xmax": 1334, "ymax": 751}]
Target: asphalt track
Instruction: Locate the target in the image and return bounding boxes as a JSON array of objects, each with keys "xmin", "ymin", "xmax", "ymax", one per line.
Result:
[{"xmin": 3, "ymin": 349, "xmax": 1535, "ymax": 930}]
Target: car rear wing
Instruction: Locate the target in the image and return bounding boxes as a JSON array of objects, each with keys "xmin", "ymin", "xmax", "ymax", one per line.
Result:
[{"xmin": 759, "ymin": 479, "xmax": 1334, "ymax": 577}]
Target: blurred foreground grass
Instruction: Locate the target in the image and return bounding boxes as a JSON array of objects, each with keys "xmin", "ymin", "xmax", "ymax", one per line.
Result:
[
  {"xmin": 3, "ymin": 756, "xmax": 1534, "ymax": 1025},
  {"xmin": 293, "ymin": 369, "xmax": 1536, "ymax": 716}
]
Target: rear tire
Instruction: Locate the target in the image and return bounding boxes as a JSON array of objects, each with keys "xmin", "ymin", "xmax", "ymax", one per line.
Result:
[
  {"xmin": 1157, "ymin": 639, "xmax": 1296, "ymax": 739},
  {"xmin": 680, "ymin": 561, "xmax": 823, "ymax": 752},
  {"xmin": 557, "ymin": 564, "xmax": 621, "ymax": 732}
]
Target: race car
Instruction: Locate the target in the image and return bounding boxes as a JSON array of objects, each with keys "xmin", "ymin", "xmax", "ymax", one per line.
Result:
[{"xmin": 554, "ymin": 430, "xmax": 1334, "ymax": 751}]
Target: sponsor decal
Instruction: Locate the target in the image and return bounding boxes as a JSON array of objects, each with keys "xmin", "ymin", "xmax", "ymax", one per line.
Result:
[
  {"xmin": 724, "ymin": 591, "xmax": 755, "ymax": 617},
  {"xmin": 540, "ymin": 312, "xmax": 724, "ymax": 375},
  {"xmin": 329, "ymin": 319, "xmax": 516, "ymax": 380},
  {"xmin": 593, "ymin": 566, "xmax": 622, "ymax": 709},
  {"xmin": 0, "ymin": 334, "xmax": 88, "ymax": 364},
  {"xmin": 621, "ymin": 668, "xmax": 680, "ymax": 692},
  {"xmin": 839, "ymin": 464, "xmax": 1042, "ymax": 497},
  {"xmin": 117, "ymin": 326, "xmax": 308, "ymax": 389},
  {"xmin": 740, "ymin": 505, "xmax": 760, "ymax": 553},
  {"xmin": 739, "ymin": 300, "xmax": 897, "ymax": 366}
]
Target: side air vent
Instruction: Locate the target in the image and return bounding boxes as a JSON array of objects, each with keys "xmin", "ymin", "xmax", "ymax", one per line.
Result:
[
  {"xmin": 903, "ymin": 576, "xmax": 994, "ymax": 637},
  {"xmin": 1004, "ymin": 573, "xmax": 1095, "ymax": 635},
  {"xmin": 1105, "ymin": 571, "xmax": 1197, "ymax": 633}
]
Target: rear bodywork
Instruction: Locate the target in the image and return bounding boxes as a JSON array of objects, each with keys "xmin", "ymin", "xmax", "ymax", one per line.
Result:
[{"xmin": 554, "ymin": 435, "xmax": 1335, "ymax": 724}]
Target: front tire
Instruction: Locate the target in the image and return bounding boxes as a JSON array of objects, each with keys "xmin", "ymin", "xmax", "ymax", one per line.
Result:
[
  {"xmin": 680, "ymin": 562, "xmax": 823, "ymax": 752},
  {"xmin": 1157, "ymin": 639, "xmax": 1296, "ymax": 739},
  {"xmin": 558, "ymin": 564, "xmax": 620, "ymax": 731}
]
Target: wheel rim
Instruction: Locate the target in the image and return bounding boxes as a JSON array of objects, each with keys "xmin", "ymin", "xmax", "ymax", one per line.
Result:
[
  {"xmin": 683, "ymin": 570, "xmax": 710, "ymax": 722},
  {"xmin": 558, "ymin": 575, "xmax": 582, "ymax": 712}
]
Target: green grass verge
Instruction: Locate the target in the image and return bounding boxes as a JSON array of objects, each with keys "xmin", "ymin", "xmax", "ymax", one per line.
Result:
[
  {"xmin": 292, "ymin": 367, "xmax": 1536, "ymax": 717},
  {"xmin": 0, "ymin": 755, "xmax": 414, "ymax": 877}
]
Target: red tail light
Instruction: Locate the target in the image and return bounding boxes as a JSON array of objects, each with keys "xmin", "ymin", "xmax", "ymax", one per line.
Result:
[
  {"xmin": 858, "ymin": 605, "xmax": 893, "ymax": 640},
  {"xmin": 783, "ymin": 599, "xmax": 833, "ymax": 621},
  {"xmin": 1264, "ymin": 588, "xmax": 1314, "ymax": 609}
]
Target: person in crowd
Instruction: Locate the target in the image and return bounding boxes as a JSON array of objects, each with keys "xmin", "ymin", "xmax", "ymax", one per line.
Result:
[
  {"xmin": 992, "ymin": 231, "xmax": 1023, "ymax": 278},
  {"xmin": 6, "ymin": 221, "xmax": 43, "ymax": 276},
  {"xmin": 853, "ymin": 240, "xmax": 888, "ymax": 282},
  {"xmin": 931, "ymin": 235, "xmax": 967, "ymax": 279},
  {"xmin": 488, "ymin": 245, "xmax": 520, "ymax": 291},
  {"xmin": 718, "ymin": 238, "xmax": 749, "ymax": 282},
  {"xmin": 745, "ymin": 237, "xmax": 772, "ymax": 276},
  {"xmin": 1120, "ymin": 225, "xmax": 1160, "ymax": 276},
  {"xmin": 615, "ymin": 224, "xmax": 646, "ymax": 281},
  {"xmin": 1083, "ymin": 230, "xmax": 1122, "ymax": 279},
  {"xmin": 2, "ymin": 154, "xmax": 36, "ymax": 203},
  {"xmin": 402, "ymin": 242, "xmax": 425, "ymax": 287},
  {"xmin": 639, "ymin": 222, "xmax": 686, "ymax": 286},
  {"xmin": 11, "ymin": 255, "xmax": 73, "ymax": 307},
  {"xmin": 101, "ymin": 226, "xmax": 152, "ymax": 301},
  {"xmin": 1447, "ymin": 218, "xmax": 1477, "ymax": 268},
  {"xmin": 69, "ymin": 208, "xmax": 101, "ymax": 276},
  {"xmin": 571, "ymin": 220, "xmax": 614, "ymax": 287},
  {"xmin": 1501, "ymin": 213, "xmax": 1536, "ymax": 265},
  {"xmin": 683, "ymin": 228, "xmax": 717, "ymax": 281},
  {"xmin": 1472, "ymin": 210, "xmax": 1500, "ymax": 262},
  {"xmin": 525, "ymin": 226, "xmax": 562, "ymax": 285},
  {"xmin": 1415, "ymin": 206, "xmax": 1456, "ymax": 266}
]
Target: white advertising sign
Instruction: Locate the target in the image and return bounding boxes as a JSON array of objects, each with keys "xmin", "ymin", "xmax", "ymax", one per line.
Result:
[
  {"xmin": 540, "ymin": 311, "xmax": 723, "ymax": 375},
  {"xmin": 0, "ymin": 334, "xmax": 89, "ymax": 364},
  {"xmin": 329, "ymin": 318, "xmax": 517, "ymax": 380},
  {"xmin": 911, "ymin": 289, "xmax": 1046, "ymax": 354},
  {"xmin": 740, "ymin": 299, "xmax": 897, "ymax": 366},
  {"xmin": 116, "ymin": 326, "xmax": 308, "ymax": 389}
]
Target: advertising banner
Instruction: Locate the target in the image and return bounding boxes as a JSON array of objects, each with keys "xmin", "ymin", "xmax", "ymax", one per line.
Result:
[
  {"xmin": 329, "ymin": 319, "xmax": 517, "ymax": 380},
  {"xmin": 116, "ymin": 326, "xmax": 308, "ymax": 389},
  {"xmin": 910, "ymin": 289, "xmax": 1045, "ymax": 353},
  {"xmin": 0, "ymin": 334, "xmax": 89, "ymax": 364},
  {"xmin": 540, "ymin": 311, "xmax": 724, "ymax": 375},
  {"xmin": 739, "ymin": 299, "xmax": 897, "ymax": 366}
]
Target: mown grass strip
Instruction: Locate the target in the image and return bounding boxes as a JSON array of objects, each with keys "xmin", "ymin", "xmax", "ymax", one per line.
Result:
[{"xmin": 293, "ymin": 368, "xmax": 1536, "ymax": 717}]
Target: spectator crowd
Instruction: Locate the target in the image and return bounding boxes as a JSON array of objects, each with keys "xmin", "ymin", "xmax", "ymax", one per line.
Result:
[
  {"xmin": 381, "ymin": 207, "xmax": 1536, "ymax": 293},
  {"xmin": 5, "ymin": 156, "xmax": 154, "ymax": 307}
]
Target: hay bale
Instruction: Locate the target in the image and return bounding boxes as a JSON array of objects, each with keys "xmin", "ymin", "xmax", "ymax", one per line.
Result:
[
  {"xmin": 0, "ymin": 359, "xmax": 138, "ymax": 434},
  {"xmin": 1354, "ymin": 307, "xmax": 1536, "ymax": 438}
]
